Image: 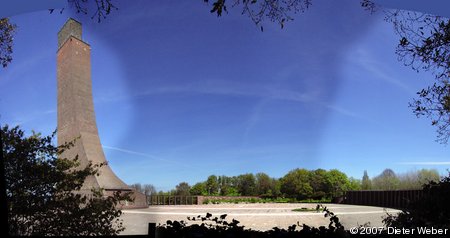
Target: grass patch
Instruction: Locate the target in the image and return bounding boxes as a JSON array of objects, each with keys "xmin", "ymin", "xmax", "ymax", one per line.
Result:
[
  {"xmin": 297, "ymin": 198, "xmax": 331, "ymax": 203},
  {"xmin": 203, "ymin": 197, "xmax": 262, "ymax": 204},
  {"xmin": 292, "ymin": 207, "xmax": 324, "ymax": 212}
]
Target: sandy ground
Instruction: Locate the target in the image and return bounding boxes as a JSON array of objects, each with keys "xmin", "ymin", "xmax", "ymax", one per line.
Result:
[{"xmin": 119, "ymin": 203, "xmax": 400, "ymax": 235}]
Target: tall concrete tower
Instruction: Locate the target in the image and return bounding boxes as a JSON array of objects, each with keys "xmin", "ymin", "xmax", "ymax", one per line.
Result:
[{"xmin": 57, "ymin": 18, "xmax": 146, "ymax": 207}]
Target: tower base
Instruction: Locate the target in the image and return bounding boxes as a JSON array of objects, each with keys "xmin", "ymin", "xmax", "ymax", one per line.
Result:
[{"xmin": 108, "ymin": 189, "xmax": 148, "ymax": 209}]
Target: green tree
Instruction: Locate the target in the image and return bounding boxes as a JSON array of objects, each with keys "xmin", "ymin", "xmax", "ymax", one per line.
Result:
[
  {"xmin": 417, "ymin": 169, "xmax": 440, "ymax": 186},
  {"xmin": 397, "ymin": 169, "xmax": 441, "ymax": 189},
  {"xmin": 206, "ymin": 175, "xmax": 219, "ymax": 195},
  {"xmin": 326, "ymin": 169, "xmax": 350, "ymax": 197},
  {"xmin": 236, "ymin": 173, "xmax": 257, "ymax": 196},
  {"xmin": 309, "ymin": 169, "xmax": 330, "ymax": 199},
  {"xmin": 217, "ymin": 175, "xmax": 240, "ymax": 196},
  {"xmin": 175, "ymin": 182, "xmax": 191, "ymax": 196},
  {"xmin": 280, "ymin": 169, "xmax": 312, "ymax": 199},
  {"xmin": 361, "ymin": 170, "xmax": 372, "ymax": 190},
  {"xmin": 2, "ymin": 125, "xmax": 127, "ymax": 236},
  {"xmin": 255, "ymin": 172, "xmax": 273, "ymax": 196},
  {"xmin": 372, "ymin": 168, "xmax": 400, "ymax": 190},
  {"xmin": 224, "ymin": 187, "xmax": 241, "ymax": 196},
  {"xmin": 347, "ymin": 177, "xmax": 361, "ymax": 191},
  {"xmin": 271, "ymin": 178, "xmax": 282, "ymax": 197},
  {"xmin": 190, "ymin": 182, "xmax": 208, "ymax": 195},
  {"xmin": 217, "ymin": 175, "xmax": 227, "ymax": 195},
  {"xmin": 397, "ymin": 170, "xmax": 418, "ymax": 189}
]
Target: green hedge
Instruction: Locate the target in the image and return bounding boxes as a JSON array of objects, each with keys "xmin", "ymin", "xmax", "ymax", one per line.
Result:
[{"xmin": 202, "ymin": 197, "xmax": 332, "ymax": 204}]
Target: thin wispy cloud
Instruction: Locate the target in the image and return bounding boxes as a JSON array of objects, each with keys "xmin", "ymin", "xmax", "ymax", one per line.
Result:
[
  {"xmin": 102, "ymin": 145, "xmax": 195, "ymax": 169},
  {"xmin": 43, "ymin": 109, "xmax": 56, "ymax": 114},
  {"xmin": 397, "ymin": 161, "xmax": 450, "ymax": 165},
  {"xmin": 242, "ymin": 98, "xmax": 271, "ymax": 145},
  {"xmin": 352, "ymin": 48, "xmax": 415, "ymax": 95},
  {"xmin": 2, "ymin": 109, "xmax": 56, "ymax": 127},
  {"xmin": 103, "ymin": 145, "xmax": 161, "ymax": 159},
  {"xmin": 0, "ymin": 49, "xmax": 52, "ymax": 84},
  {"xmin": 97, "ymin": 79, "xmax": 362, "ymax": 121},
  {"xmin": 96, "ymin": 79, "xmax": 316, "ymax": 104},
  {"xmin": 322, "ymin": 103, "xmax": 362, "ymax": 119}
]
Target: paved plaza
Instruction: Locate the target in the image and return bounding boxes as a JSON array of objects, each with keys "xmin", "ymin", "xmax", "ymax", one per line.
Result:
[{"xmin": 120, "ymin": 203, "xmax": 400, "ymax": 235}]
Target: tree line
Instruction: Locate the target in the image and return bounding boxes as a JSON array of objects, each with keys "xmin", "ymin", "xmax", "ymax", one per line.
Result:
[
  {"xmin": 361, "ymin": 168, "xmax": 440, "ymax": 190},
  {"xmin": 134, "ymin": 168, "xmax": 441, "ymax": 200}
]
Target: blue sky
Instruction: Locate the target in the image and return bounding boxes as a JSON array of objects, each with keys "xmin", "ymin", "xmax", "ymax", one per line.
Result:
[{"xmin": 1, "ymin": 0, "xmax": 449, "ymax": 191}]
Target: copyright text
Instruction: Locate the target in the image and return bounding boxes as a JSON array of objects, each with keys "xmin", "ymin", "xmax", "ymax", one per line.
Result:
[
  {"xmin": 387, "ymin": 227, "xmax": 448, "ymax": 235},
  {"xmin": 349, "ymin": 227, "xmax": 448, "ymax": 235}
]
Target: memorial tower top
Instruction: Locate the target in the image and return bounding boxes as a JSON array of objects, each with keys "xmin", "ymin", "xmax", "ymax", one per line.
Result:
[{"xmin": 58, "ymin": 18, "xmax": 82, "ymax": 49}]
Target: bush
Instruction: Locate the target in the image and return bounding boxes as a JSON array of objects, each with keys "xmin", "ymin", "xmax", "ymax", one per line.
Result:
[
  {"xmin": 2, "ymin": 125, "xmax": 129, "ymax": 236},
  {"xmin": 383, "ymin": 172, "xmax": 450, "ymax": 229}
]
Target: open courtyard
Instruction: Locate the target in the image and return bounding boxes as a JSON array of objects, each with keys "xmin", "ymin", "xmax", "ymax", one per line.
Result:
[{"xmin": 120, "ymin": 203, "xmax": 400, "ymax": 235}]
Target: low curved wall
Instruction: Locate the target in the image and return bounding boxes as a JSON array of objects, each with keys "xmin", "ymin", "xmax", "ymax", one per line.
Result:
[{"xmin": 344, "ymin": 190, "xmax": 423, "ymax": 209}]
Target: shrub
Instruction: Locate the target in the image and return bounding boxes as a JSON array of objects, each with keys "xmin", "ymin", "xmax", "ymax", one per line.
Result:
[
  {"xmin": 383, "ymin": 172, "xmax": 450, "ymax": 229},
  {"xmin": 2, "ymin": 125, "xmax": 129, "ymax": 236}
]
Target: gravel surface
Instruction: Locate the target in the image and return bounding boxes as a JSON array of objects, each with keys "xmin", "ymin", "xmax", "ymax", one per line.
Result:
[{"xmin": 119, "ymin": 203, "xmax": 400, "ymax": 235}]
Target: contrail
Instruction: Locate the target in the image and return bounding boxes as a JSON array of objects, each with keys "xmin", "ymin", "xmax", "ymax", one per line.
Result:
[{"xmin": 103, "ymin": 145, "xmax": 195, "ymax": 169}]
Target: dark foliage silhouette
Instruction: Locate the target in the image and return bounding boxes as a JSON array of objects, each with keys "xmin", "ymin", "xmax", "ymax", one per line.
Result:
[
  {"xmin": 155, "ymin": 204, "xmax": 350, "ymax": 238},
  {"xmin": 383, "ymin": 172, "xmax": 450, "ymax": 230},
  {"xmin": 2, "ymin": 125, "xmax": 129, "ymax": 236},
  {"xmin": 50, "ymin": 0, "xmax": 118, "ymax": 22},
  {"xmin": 204, "ymin": 0, "xmax": 312, "ymax": 31},
  {"xmin": 383, "ymin": 8, "xmax": 450, "ymax": 143},
  {"xmin": 0, "ymin": 18, "xmax": 15, "ymax": 68}
]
